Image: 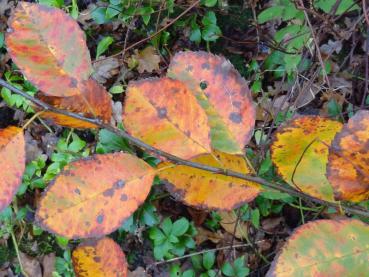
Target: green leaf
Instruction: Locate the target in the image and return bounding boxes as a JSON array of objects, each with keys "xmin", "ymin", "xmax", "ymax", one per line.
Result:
[
  {"xmin": 182, "ymin": 270, "xmax": 196, "ymax": 277},
  {"xmin": 257, "ymin": 6, "xmax": 284, "ymax": 23},
  {"xmin": 190, "ymin": 28, "xmax": 202, "ymax": 44},
  {"xmin": 0, "ymin": 33, "xmax": 4, "ymax": 48},
  {"xmin": 203, "ymin": 251, "xmax": 215, "ymax": 270},
  {"xmin": 162, "ymin": 218, "xmax": 173, "ymax": 236},
  {"xmin": 191, "ymin": 255, "xmax": 203, "ymax": 271},
  {"xmin": 222, "ymin": 262, "xmax": 235, "ymax": 276},
  {"xmin": 202, "ymin": 11, "xmax": 217, "ymax": 25},
  {"xmin": 149, "ymin": 227, "xmax": 165, "ymax": 243},
  {"xmin": 96, "ymin": 36, "xmax": 114, "ymax": 59},
  {"xmin": 172, "ymin": 218, "xmax": 190, "ymax": 236},
  {"xmin": 251, "ymin": 209, "xmax": 260, "ymax": 228},
  {"xmin": 91, "ymin": 7, "xmax": 108, "ymax": 24},
  {"xmin": 203, "ymin": 0, "xmax": 217, "ymax": 7},
  {"xmin": 202, "ymin": 24, "xmax": 221, "ymax": 42},
  {"xmin": 109, "ymin": 85, "xmax": 124, "ymax": 94},
  {"xmin": 315, "ymin": 0, "xmax": 359, "ymax": 15},
  {"xmin": 140, "ymin": 203, "xmax": 159, "ymax": 227},
  {"xmin": 96, "ymin": 129, "xmax": 132, "ymax": 154}
]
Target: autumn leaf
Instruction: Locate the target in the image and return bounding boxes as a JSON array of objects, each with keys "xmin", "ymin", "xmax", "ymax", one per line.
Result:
[
  {"xmin": 129, "ymin": 46, "xmax": 161, "ymax": 73},
  {"xmin": 327, "ymin": 110, "xmax": 369, "ymax": 202},
  {"xmin": 267, "ymin": 219, "xmax": 369, "ymax": 276},
  {"xmin": 0, "ymin": 126, "xmax": 25, "ymax": 212},
  {"xmin": 271, "ymin": 116, "xmax": 342, "ymax": 201},
  {"xmin": 35, "ymin": 153, "xmax": 155, "ymax": 239},
  {"xmin": 123, "ymin": 77, "xmax": 211, "ymax": 159},
  {"xmin": 168, "ymin": 51, "xmax": 255, "ymax": 154},
  {"xmin": 37, "ymin": 78, "xmax": 112, "ymax": 128},
  {"xmin": 72, "ymin": 237, "xmax": 127, "ymax": 277},
  {"xmin": 158, "ymin": 150, "xmax": 260, "ymax": 210},
  {"xmin": 219, "ymin": 211, "xmax": 248, "ymax": 239},
  {"xmin": 6, "ymin": 2, "xmax": 92, "ymax": 97}
]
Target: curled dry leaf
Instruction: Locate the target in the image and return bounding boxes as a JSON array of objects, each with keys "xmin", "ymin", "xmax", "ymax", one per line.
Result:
[
  {"xmin": 36, "ymin": 153, "xmax": 155, "ymax": 239},
  {"xmin": 271, "ymin": 116, "xmax": 342, "ymax": 202},
  {"xmin": 72, "ymin": 237, "xmax": 127, "ymax": 277},
  {"xmin": 0, "ymin": 126, "xmax": 25, "ymax": 212},
  {"xmin": 6, "ymin": 2, "xmax": 92, "ymax": 97},
  {"xmin": 158, "ymin": 151, "xmax": 260, "ymax": 210},
  {"xmin": 168, "ymin": 51, "xmax": 255, "ymax": 154},
  {"xmin": 123, "ymin": 77, "xmax": 211, "ymax": 159},
  {"xmin": 327, "ymin": 110, "xmax": 369, "ymax": 202},
  {"xmin": 37, "ymin": 78, "xmax": 112, "ymax": 128},
  {"xmin": 267, "ymin": 219, "xmax": 369, "ymax": 277}
]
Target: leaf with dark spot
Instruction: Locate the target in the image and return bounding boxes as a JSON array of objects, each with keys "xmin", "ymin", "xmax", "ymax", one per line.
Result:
[
  {"xmin": 327, "ymin": 110, "xmax": 369, "ymax": 202},
  {"xmin": 35, "ymin": 153, "xmax": 155, "ymax": 239},
  {"xmin": 123, "ymin": 77, "xmax": 211, "ymax": 159},
  {"xmin": 168, "ymin": 51, "xmax": 255, "ymax": 154},
  {"xmin": 72, "ymin": 237, "xmax": 127, "ymax": 276},
  {"xmin": 158, "ymin": 150, "xmax": 260, "ymax": 210},
  {"xmin": 271, "ymin": 116, "xmax": 342, "ymax": 201}
]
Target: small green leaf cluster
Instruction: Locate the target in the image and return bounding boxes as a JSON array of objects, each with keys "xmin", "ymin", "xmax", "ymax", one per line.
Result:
[
  {"xmin": 170, "ymin": 251, "xmax": 216, "ymax": 277},
  {"xmin": 0, "ymin": 71, "xmax": 36, "ymax": 113},
  {"xmin": 149, "ymin": 217, "xmax": 197, "ymax": 260},
  {"xmin": 221, "ymin": 256, "xmax": 249, "ymax": 277}
]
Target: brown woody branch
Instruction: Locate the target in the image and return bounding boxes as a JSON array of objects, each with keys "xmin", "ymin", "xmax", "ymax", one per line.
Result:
[{"xmin": 0, "ymin": 78, "xmax": 368, "ymax": 218}]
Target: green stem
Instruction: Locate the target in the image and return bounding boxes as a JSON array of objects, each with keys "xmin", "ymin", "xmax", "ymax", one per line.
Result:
[{"xmin": 10, "ymin": 228, "xmax": 29, "ymax": 277}]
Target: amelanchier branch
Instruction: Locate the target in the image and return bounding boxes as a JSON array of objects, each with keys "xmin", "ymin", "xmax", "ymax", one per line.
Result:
[{"xmin": 0, "ymin": 78, "xmax": 368, "ymax": 218}]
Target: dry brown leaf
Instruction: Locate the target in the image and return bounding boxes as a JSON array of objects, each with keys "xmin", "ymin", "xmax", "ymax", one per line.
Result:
[
  {"xmin": 131, "ymin": 46, "xmax": 160, "ymax": 73},
  {"xmin": 195, "ymin": 226, "xmax": 224, "ymax": 245},
  {"xmin": 19, "ymin": 252, "xmax": 42, "ymax": 277},
  {"xmin": 219, "ymin": 211, "xmax": 248, "ymax": 239}
]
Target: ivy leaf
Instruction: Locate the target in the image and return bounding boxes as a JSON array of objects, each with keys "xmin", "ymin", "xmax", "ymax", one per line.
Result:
[
  {"xmin": 271, "ymin": 116, "xmax": 342, "ymax": 201},
  {"xmin": 267, "ymin": 219, "xmax": 369, "ymax": 276},
  {"xmin": 35, "ymin": 153, "xmax": 155, "ymax": 238},
  {"xmin": 0, "ymin": 127, "xmax": 25, "ymax": 212},
  {"xmin": 72, "ymin": 237, "xmax": 127, "ymax": 276},
  {"xmin": 6, "ymin": 2, "xmax": 92, "ymax": 97},
  {"xmin": 158, "ymin": 151, "xmax": 260, "ymax": 210},
  {"xmin": 123, "ymin": 77, "xmax": 211, "ymax": 159},
  {"xmin": 168, "ymin": 51, "xmax": 255, "ymax": 154},
  {"xmin": 327, "ymin": 110, "xmax": 369, "ymax": 201}
]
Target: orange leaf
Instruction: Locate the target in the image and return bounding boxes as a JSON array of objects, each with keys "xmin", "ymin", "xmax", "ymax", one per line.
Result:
[
  {"xmin": 158, "ymin": 151, "xmax": 260, "ymax": 210},
  {"xmin": 35, "ymin": 153, "xmax": 155, "ymax": 239},
  {"xmin": 72, "ymin": 237, "xmax": 127, "ymax": 277},
  {"xmin": 6, "ymin": 2, "xmax": 92, "ymax": 97},
  {"xmin": 168, "ymin": 51, "xmax": 255, "ymax": 154},
  {"xmin": 37, "ymin": 78, "xmax": 112, "ymax": 128},
  {"xmin": 327, "ymin": 110, "xmax": 369, "ymax": 202},
  {"xmin": 271, "ymin": 116, "xmax": 342, "ymax": 201},
  {"xmin": 0, "ymin": 126, "xmax": 25, "ymax": 212},
  {"xmin": 123, "ymin": 77, "xmax": 211, "ymax": 159}
]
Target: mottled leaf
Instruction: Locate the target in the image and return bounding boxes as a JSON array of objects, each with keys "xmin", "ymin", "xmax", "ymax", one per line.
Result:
[
  {"xmin": 0, "ymin": 126, "xmax": 25, "ymax": 212},
  {"xmin": 123, "ymin": 77, "xmax": 211, "ymax": 159},
  {"xmin": 6, "ymin": 2, "xmax": 92, "ymax": 97},
  {"xmin": 327, "ymin": 110, "xmax": 369, "ymax": 202},
  {"xmin": 36, "ymin": 153, "xmax": 155, "ymax": 238},
  {"xmin": 267, "ymin": 219, "xmax": 369, "ymax": 277},
  {"xmin": 37, "ymin": 78, "xmax": 112, "ymax": 128},
  {"xmin": 271, "ymin": 116, "xmax": 342, "ymax": 201},
  {"xmin": 72, "ymin": 237, "xmax": 127, "ymax": 277},
  {"xmin": 168, "ymin": 51, "xmax": 255, "ymax": 154},
  {"xmin": 158, "ymin": 151, "xmax": 260, "ymax": 210}
]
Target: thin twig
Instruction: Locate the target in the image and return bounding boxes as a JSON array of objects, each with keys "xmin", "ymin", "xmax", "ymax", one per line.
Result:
[{"xmin": 0, "ymin": 78, "xmax": 368, "ymax": 218}]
